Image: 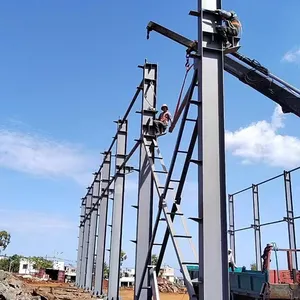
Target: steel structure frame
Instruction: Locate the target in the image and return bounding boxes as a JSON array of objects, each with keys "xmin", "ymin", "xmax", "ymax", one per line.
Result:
[
  {"xmin": 228, "ymin": 166, "xmax": 300, "ymax": 271},
  {"xmin": 75, "ymin": 0, "xmax": 300, "ymax": 299}
]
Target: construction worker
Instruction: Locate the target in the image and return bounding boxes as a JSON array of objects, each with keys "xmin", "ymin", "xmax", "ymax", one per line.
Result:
[
  {"xmin": 215, "ymin": 9, "xmax": 241, "ymax": 48},
  {"xmin": 228, "ymin": 249, "xmax": 237, "ymax": 272},
  {"xmin": 153, "ymin": 104, "xmax": 172, "ymax": 136}
]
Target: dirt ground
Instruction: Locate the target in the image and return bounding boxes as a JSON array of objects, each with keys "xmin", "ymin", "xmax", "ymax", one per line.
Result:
[
  {"xmin": 120, "ymin": 289, "xmax": 189, "ymax": 300},
  {"xmin": 22, "ymin": 280, "xmax": 189, "ymax": 299}
]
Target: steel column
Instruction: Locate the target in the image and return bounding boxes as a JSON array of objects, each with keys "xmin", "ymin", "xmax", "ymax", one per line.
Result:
[
  {"xmin": 228, "ymin": 194, "xmax": 236, "ymax": 259},
  {"xmin": 108, "ymin": 120, "xmax": 128, "ymax": 299},
  {"xmin": 252, "ymin": 184, "xmax": 262, "ymax": 271},
  {"xmin": 94, "ymin": 152, "xmax": 111, "ymax": 296},
  {"xmin": 134, "ymin": 62, "xmax": 157, "ymax": 300},
  {"xmin": 86, "ymin": 172, "xmax": 101, "ymax": 290},
  {"xmin": 197, "ymin": 0, "xmax": 229, "ymax": 299},
  {"xmin": 284, "ymin": 171, "xmax": 298, "ymax": 269},
  {"xmin": 80, "ymin": 191, "xmax": 92, "ymax": 288},
  {"xmin": 76, "ymin": 200, "xmax": 86, "ymax": 286}
]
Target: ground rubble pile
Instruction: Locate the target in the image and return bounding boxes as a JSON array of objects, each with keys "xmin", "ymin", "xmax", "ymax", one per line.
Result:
[
  {"xmin": 0, "ymin": 270, "xmax": 38, "ymax": 300},
  {"xmin": 157, "ymin": 277, "xmax": 186, "ymax": 294}
]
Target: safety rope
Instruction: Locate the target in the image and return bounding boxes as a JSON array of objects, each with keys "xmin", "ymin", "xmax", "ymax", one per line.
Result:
[{"xmin": 173, "ymin": 55, "xmax": 194, "ymax": 119}]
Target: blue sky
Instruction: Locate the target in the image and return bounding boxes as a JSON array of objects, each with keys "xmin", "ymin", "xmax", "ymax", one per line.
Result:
[{"xmin": 1, "ymin": 0, "xmax": 300, "ymax": 272}]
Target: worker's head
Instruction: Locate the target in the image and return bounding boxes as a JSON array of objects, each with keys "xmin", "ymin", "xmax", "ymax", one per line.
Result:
[
  {"xmin": 228, "ymin": 249, "xmax": 232, "ymax": 254},
  {"xmin": 161, "ymin": 104, "xmax": 168, "ymax": 111}
]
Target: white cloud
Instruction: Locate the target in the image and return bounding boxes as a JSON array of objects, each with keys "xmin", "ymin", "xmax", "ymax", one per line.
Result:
[
  {"xmin": 0, "ymin": 128, "xmax": 97, "ymax": 185},
  {"xmin": 0, "ymin": 209, "xmax": 76, "ymax": 234},
  {"xmin": 225, "ymin": 105, "xmax": 300, "ymax": 168},
  {"xmin": 282, "ymin": 47, "xmax": 300, "ymax": 64}
]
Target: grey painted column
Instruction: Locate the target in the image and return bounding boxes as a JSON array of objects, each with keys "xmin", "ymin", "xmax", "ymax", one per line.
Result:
[
  {"xmin": 108, "ymin": 120, "xmax": 128, "ymax": 300},
  {"xmin": 80, "ymin": 191, "xmax": 92, "ymax": 288},
  {"xmin": 197, "ymin": 0, "xmax": 229, "ymax": 299},
  {"xmin": 94, "ymin": 152, "xmax": 111, "ymax": 296},
  {"xmin": 228, "ymin": 194, "xmax": 236, "ymax": 260},
  {"xmin": 252, "ymin": 184, "xmax": 262, "ymax": 271},
  {"xmin": 134, "ymin": 62, "xmax": 157, "ymax": 300},
  {"xmin": 86, "ymin": 172, "xmax": 101, "ymax": 290},
  {"xmin": 76, "ymin": 200, "xmax": 86, "ymax": 286},
  {"xmin": 284, "ymin": 171, "xmax": 298, "ymax": 269}
]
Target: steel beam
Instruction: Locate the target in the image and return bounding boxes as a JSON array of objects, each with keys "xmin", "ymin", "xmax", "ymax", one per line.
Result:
[
  {"xmin": 284, "ymin": 171, "xmax": 298, "ymax": 269},
  {"xmin": 86, "ymin": 173, "xmax": 101, "ymax": 290},
  {"xmin": 94, "ymin": 152, "xmax": 111, "ymax": 296},
  {"xmin": 80, "ymin": 192, "xmax": 92, "ymax": 288},
  {"xmin": 197, "ymin": 0, "xmax": 229, "ymax": 299},
  {"xmin": 108, "ymin": 120, "xmax": 128, "ymax": 299},
  {"xmin": 228, "ymin": 194, "xmax": 236, "ymax": 260},
  {"xmin": 134, "ymin": 62, "xmax": 157, "ymax": 300},
  {"xmin": 76, "ymin": 200, "xmax": 86, "ymax": 286},
  {"xmin": 252, "ymin": 184, "xmax": 262, "ymax": 271}
]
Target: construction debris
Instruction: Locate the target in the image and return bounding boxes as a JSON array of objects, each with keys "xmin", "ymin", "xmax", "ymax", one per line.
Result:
[{"xmin": 157, "ymin": 277, "xmax": 186, "ymax": 294}]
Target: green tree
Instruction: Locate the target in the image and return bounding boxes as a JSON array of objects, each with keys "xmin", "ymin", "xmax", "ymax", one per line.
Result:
[
  {"xmin": 104, "ymin": 262, "xmax": 109, "ymax": 278},
  {"xmin": 250, "ymin": 262, "xmax": 257, "ymax": 271},
  {"xmin": 29, "ymin": 257, "xmax": 52, "ymax": 269},
  {"xmin": 0, "ymin": 257, "xmax": 9, "ymax": 271},
  {"xmin": 120, "ymin": 250, "xmax": 127, "ymax": 266},
  {"xmin": 0, "ymin": 231, "xmax": 11, "ymax": 252},
  {"xmin": 9, "ymin": 254, "xmax": 22, "ymax": 273},
  {"xmin": 151, "ymin": 254, "xmax": 158, "ymax": 266}
]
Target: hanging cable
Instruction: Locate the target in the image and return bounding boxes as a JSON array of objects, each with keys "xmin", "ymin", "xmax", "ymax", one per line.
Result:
[{"xmin": 173, "ymin": 55, "xmax": 194, "ymax": 119}]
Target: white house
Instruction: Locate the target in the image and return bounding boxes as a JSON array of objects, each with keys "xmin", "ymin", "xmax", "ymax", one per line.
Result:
[
  {"xmin": 159, "ymin": 266, "xmax": 175, "ymax": 283},
  {"xmin": 120, "ymin": 268, "xmax": 135, "ymax": 287},
  {"xmin": 18, "ymin": 258, "xmax": 37, "ymax": 275},
  {"xmin": 52, "ymin": 260, "xmax": 64, "ymax": 271}
]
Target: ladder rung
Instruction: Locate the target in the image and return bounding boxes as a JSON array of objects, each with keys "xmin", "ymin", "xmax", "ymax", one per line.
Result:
[
  {"xmin": 190, "ymin": 159, "xmax": 202, "ymax": 165},
  {"xmin": 182, "ymin": 262, "xmax": 199, "ymax": 265},
  {"xmin": 153, "ymin": 243, "xmax": 163, "ymax": 246},
  {"xmin": 154, "ymin": 170, "xmax": 168, "ymax": 174},
  {"xmin": 173, "ymin": 235, "xmax": 192, "ymax": 239},
  {"xmin": 131, "ymin": 205, "xmax": 138, "ymax": 209},
  {"xmin": 186, "ymin": 118, "xmax": 197, "ymax": 122},
  {"xmin": 130, "ymin": 240, "xmax": 137, "ymax": 244},
  {"xmin": 170, "ymin": 179, "xmax": 181, "ymax": 183},
  {"xmin": 190, "ymin": 100, "xmax": 200, "ymax": 105},
  {"xmin": 159, "ymin": 218, "xmax": 166, "ymax": 221},
  {"xmin": 167, "ymin": 212, "xmax": 183, "ymax": 216},
  {"xmin": 142, "ymin": 286, "xmax": 152, "ymax": 289},
  {"xmin": 154, "ymin": 156, "xmax": 163, "ymax": 159},
  {"xmin": 177, "ymin": 150, "xmax": 188, "ymax": 154},
  {"xmin": 159, "ymin": 186, "xmax": 174, "ymax": 190}
]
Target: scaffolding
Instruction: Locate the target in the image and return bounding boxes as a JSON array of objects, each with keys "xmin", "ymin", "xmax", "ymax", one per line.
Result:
[{"xmin": 75, "ymin": 1, "xmax": 300, "ymax": 299}]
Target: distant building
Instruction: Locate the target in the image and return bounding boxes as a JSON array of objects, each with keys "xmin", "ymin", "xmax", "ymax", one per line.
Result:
[
  {"xmin": 64, "ymin": 265, "xmax": 76, "ymax": 283},
  {"xmin": 159, "ymin": 266, "xmax": 175, "ymax": 283},
  {"xmin": 52, "ymin": 260, "xmax": 65, "ymax": 271},
  {"xmin": 120, "ymin": 268, "xmax": 135, "ymax": 287},
  {"xmin": 18, "ymin": 258, "xmax": 38, "ymax": 275}
]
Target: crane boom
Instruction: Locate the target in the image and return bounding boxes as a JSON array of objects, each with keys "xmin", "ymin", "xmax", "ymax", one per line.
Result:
[{"xmin": 146, "ymin": 21, "xmax": 300, "ymax": 118}]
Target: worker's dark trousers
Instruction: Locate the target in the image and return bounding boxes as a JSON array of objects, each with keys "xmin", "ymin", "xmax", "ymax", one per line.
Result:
[
  {"xmin": 216, "ymin": 25, "xmax": 238, "ymax": 45},
  {"xmin": 153, "ymin": 120, "xmax": 167, "ymax": 135},
  {"xmin": 228, "ymin": 262, "xmax": 235, "ymax": 272}
]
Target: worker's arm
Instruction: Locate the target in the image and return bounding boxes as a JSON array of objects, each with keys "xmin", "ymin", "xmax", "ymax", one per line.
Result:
[
  {"xmin": 229, "ymin": 253, "xmax": 237, "ymax": 268},
  {"xmin": 215, "ymin": 9, "xmax": 232, "ymax": 19}
]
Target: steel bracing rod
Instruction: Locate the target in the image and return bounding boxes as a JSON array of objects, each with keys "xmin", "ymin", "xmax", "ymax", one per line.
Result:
[
  {"xmin": 231, "ymin": 226, "xmax": 252, "ymax": 233},
  {"xmin": 228, "ymin": 194, "xmax": 236, "ymax": 260},
  {"xmin": 252, "ymin": 184, "xmax": 262, "ymax": 271},
  {"xmin": 284, "ymin": 171, "xmax": 298, "ymax": 269},
  {"xmin": 85, "ymin": 172, "xmax": 101, "ymax": 290},
  {"xmin": 76, "ymin": 201, "xmax": 86, "ymax": 286},
  {"xmin": 94, "ymin": 152, "xmax": 111, "ymax": 296},
  {"xmin": 80, "ymin": 140, "xmax": 141, "ymax": 226},
  {"xmin": 82, "ymin": 81, "xmax": 142, "ymax": 200},
  {"xmin": 136, "ymin": 140, "xmax": 197, "ymax": 300},
  {"xmin": 156, "ymin": 122, "xmax": 198, "ymax": 274},
  {"xmin": 254, "ymin": 219, "xmax": 286, "ymax": 227},
  {"xmin": 108, "ymin": 120, "xmax": 128, "ymax": 299}
]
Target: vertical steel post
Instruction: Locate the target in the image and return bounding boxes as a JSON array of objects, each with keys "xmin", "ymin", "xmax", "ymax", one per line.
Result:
[
  {"xmin": 80, "ymin": 191, "xmax": 92, "ymax": 288},
  {"xmin": 252, "ymin": 184, "xmax": 262, "ymax": 271},
  {"xmin": 94, "ymin": 152, "xmax": 111, "ymax": 296},
  {"xmin": 108, "ymin": 120, "xmax": 128, "ymax": 299},
  {"xmin": 228, "ymin": 194, "xmax": 236, "ymax": 260},
  {"xmin": 197, "ymin": 0, "xmax": 229, "ymax": 299},
  {"xmin": 284, "ymin": 171, "xmax": 298, "ymax": 270},
  {"xmin": 76, "ymin": 200, "xmax": 86, "ymax": 286},
  {"xmin": 86, "ymin": 172, "xmax": 101, "ymax": 290},
  {"xmin": 134, "ymin": 62, "xmax": 157, "ymax": 300}
]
